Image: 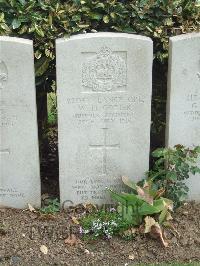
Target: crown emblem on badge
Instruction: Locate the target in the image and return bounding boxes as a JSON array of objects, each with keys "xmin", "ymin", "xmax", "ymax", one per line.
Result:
[{"xmin": 82, "ymin": 46, "xmax": 127, "ymax": 92}]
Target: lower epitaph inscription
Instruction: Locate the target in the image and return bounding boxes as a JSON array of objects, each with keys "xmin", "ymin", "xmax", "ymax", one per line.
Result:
[
  {"xmin": 73, "ymin": 176, "xmax": 125, "ymax": 201},
  {"xmin": 0, "ymin": 188, "xmax": 24, "ymax": 199}
]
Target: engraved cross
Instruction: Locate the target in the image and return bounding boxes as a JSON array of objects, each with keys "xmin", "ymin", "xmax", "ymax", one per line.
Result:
[
  {"xmin": 0, "ymin": 60, "xmax": 8, "ymax": 90},
  {"xmin": 89, "ymin": 128, "xmax": 120, "ymax": 175},
  {"xmin": 197, "ymin": 55, "xmax": 200, "ymax": 81},
  {"xmin": 0, "ymin": 110, "xmax": 10, "ymax": 156}
]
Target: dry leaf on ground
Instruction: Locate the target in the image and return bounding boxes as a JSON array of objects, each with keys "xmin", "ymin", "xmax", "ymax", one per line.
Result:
[
  {"xmin": 82, "ymin": 203, "xmax": 97, "ymax": 212},
  {"xmin": 144, "ymin": 216, "xmax": 156, "ymax": 233},
  {"xmin": 71, "ymin": 216, "xmax": 79, "ymax": 225},
  {"xmin": 65, "ymin": 234, "xmax": 81, "ymax": 246},
  {"xmin": 38, "ymin": 214, "xmax": 56, "ymax": 221},
  {"xmin": 136, "ymin": 185, "xmax": 154, "ymax": 205},
  {"xmin": 40, "ymin": 245, "xmax": 48, "ymax": 254},
  {"xmin": 144, "ymin": 216, "xmax": 168, "ymax": 247},
  {"xmin": 84, "ymin": 249, "xmax": 90, "ymax": 255},
  {"xmin": 128, "ymin": 254, "xmax": 135, "ymax": 260},
  {"xmin": 28, "ymin": 204, "xmax": 36, "ymax": 213}
]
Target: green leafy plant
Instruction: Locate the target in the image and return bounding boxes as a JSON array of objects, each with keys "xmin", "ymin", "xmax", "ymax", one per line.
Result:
[
  {"xmin": 108, "ymin": 176, "xmax": 174, "ymax": 246},
  {"xmin": 108, "ymin": 176, "xmax": 173, "ymax": 226},
  {"xmin": 39, "ymin": 198, "xmax": 60, "ymax": 214},
  {"xmin": 79, "ymin": 176, "xmax": 173, "ymax": 245},
  {"xmin": 148, "ymin": 145, "xmax": 200, "ymax": 208}
]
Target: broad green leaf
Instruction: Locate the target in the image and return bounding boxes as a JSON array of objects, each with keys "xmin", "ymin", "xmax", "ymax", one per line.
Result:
[
  {"xmin": 12, "ymin": 19, "xmax": 21, "ymax": 29},
  {"xmin": 103, "ymin": 15, "xmax": 109, "ymax": 24},
  {"xmin": 166, "ymin": 171, "xmax": 178, "ymax": 181},
  {"xmin": 121, "ymin": 176, "xmax": 137, "ymax": 190},
  {"xmin": 89, "ymin": 13, "xmax": 102, "ymax": 20},
  {"xmin": 139, "ymin": 202, "xmax": 161, "ymax": 216},
  {"xmin": 96, "ymin": 3, "xmax": 104, "ymax": 8},
  {"xmin": 0, "ymin": 13, "xmax": 4, "ymax": 22},
  {"xmin": 158, "ymin": 207, "xmax": 168, "ymax": 224},
  {"xmin": 35, "ymin": 57, "xmax": 50, "ymax": 77},
  {"xmin": 35, "ymin": 27, "xmax": 44, "ymax": 37},
  {"xmin": 117, "ymin": 204, "xmax": 138, "ymax": 224},
  {"xmin": 152, "ymin": 148, "xmax": 165, "ymax": 158},
  {"xmin": 120, "ymin": 193, "xmax": 143, "ymax": 205},
  {"xmin": 110, "ymin": 12, "xmax": 116, "ymax": 19},
  {"xmin": 18, "ymin": 0, "xmax": 26, "ymax": 5},
  {"xmin": 107, "ymin": 189, "xmax": 127, "ymax": 205},
  {"xmin": 154, "ymin": 198, "xmax": 173, "ymax": 211},
  {"xmin": 35, "ymin": 50, "xmax": 42, "ymax": 59}
]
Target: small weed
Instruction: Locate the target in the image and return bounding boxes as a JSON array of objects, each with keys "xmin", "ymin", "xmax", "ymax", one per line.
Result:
[
  {"xmin": 47, "ymin": 91, "xmax": 57, "ymax": 125},
  {"xmin": 79, "ymin": 208, "xmax": 134, "ymax": 240},
  {"xmin": 39, "ymin": 198, "xmax": 60, "ymax": 214},
  {"xmin": 0, "ymin": 223, "xmax": 8, "ymax": 235}
]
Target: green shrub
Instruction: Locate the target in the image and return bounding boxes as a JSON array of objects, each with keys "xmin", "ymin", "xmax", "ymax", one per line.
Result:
[
  {"xmin": 0, "ymin": 0, "xmax": 199, "ymax": 89},
  {"xmin": 147, "ymin": 145, "xmax": 200, "ymax": 208}
]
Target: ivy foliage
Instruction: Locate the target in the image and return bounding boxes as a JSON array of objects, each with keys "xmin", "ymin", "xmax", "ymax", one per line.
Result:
[{"xmin": 0, "ymin": 0, "xmax": 199, "ymax": 89}]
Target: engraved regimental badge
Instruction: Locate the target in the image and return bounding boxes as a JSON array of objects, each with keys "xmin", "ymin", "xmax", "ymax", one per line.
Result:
[
  {"xmin": 0, "ymin": 60, "xmax": 8, "ymax": 90},
  {"xmin": 82, "ymin": 47, "xmax": 127, "ymax": 92}
]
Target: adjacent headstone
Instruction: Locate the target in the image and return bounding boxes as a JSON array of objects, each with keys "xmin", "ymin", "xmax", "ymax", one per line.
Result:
[
  {"xmin": 166, "ymin": 33, "xmax": 200, "ymax": 200},
  {"xmin": 0, "ymin": 37, "xmax": 40, "ymax": 208},
  {"xmin": 56, "ymin": 33, "xmax": 153, "ymax": 205}
]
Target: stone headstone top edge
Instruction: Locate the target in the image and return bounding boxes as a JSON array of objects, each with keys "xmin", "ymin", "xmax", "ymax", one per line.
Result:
[
  {"xmin": 169, "ymin": 32, "xmax": 200, "ymax": 42},
  {"xmin": 0, "ymin": 36, "xmax": 32, "ymax": 45},
  {"xmin": 56, "ymin": 32, "xmax": 153, "ymax": 44}
]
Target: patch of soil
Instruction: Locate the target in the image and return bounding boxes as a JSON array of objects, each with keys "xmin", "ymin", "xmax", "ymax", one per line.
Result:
[
  {"xmin": 40, "ymin": 126, "xmax": 59, "ymax": 198},
  {"xmin": 0, "ymin": 202, "xmax": 200, "ymax": 265}
]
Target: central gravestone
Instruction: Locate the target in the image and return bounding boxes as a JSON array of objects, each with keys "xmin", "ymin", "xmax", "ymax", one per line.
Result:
[
  {"xmin": 0, "ymin": 37, "xmax": 40, "ymax": 208},
  {"xmin": 56, "ymin": 33, "xmax": 153, "ymax": 205}
]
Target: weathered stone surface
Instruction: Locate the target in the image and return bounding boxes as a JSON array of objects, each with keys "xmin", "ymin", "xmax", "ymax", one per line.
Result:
[
  {"xmin": 56, "ymin": 33, "xmax": 153, "ymax": 205},
  {"xmin": 0, "ymin": 37, "xmax": 40, "ymax": 208},
  {"xmin": 166, "ymin": 33, "xmax": 200, "ymax": 200}
]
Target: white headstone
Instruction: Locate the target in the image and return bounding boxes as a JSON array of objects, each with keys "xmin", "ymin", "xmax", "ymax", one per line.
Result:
[
  {"xmin": 0, "ymin": 37, "xmax": 40, "ymax": 208},
  {"xmin": 166, "ymin": 33, "xmax": 200, "ymax": 200},
  {"xmin": 56, "ymin": 33, "xmax": 153, "ymax": 205}
]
